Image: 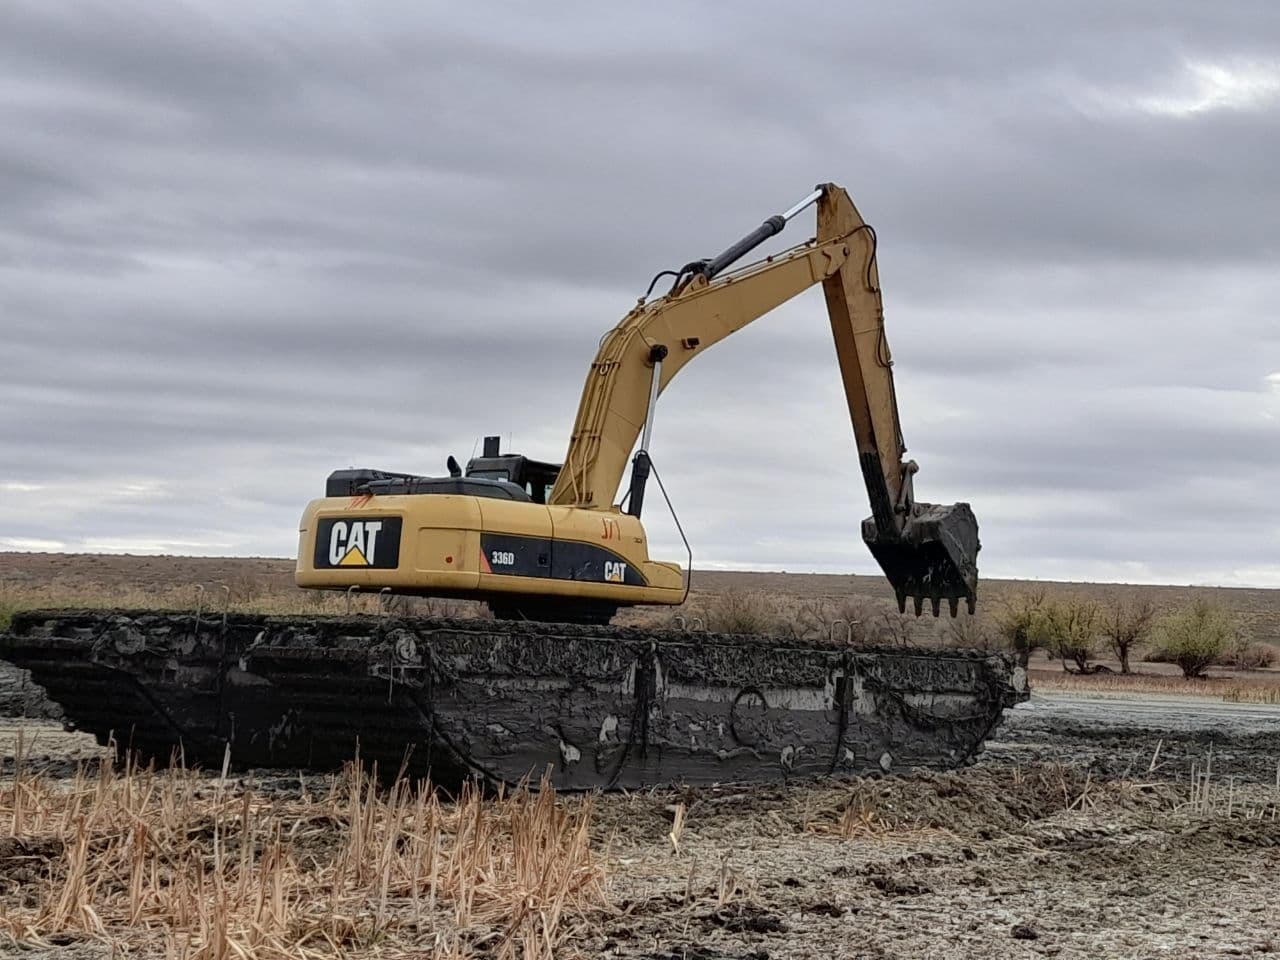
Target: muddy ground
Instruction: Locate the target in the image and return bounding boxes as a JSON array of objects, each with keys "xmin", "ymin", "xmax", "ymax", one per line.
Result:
[{"xmin": 2, "ymin": 690, "xmax": 1278, "ymax": 959}]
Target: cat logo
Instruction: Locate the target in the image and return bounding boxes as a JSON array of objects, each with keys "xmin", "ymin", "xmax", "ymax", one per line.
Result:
[
  {"xmin": 315, "ymin": 517, "xmax": 402, "ymax": 570},
  {"xmin": 604, "ymin": 560, "xmax": 627, "ymax": 583},
  {"xmin": 329, "ymin": 520, "xmax": 383, "ymax": 566}
]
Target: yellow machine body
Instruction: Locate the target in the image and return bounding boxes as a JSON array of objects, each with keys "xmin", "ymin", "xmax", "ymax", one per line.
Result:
[{"xmin": 296, "ymin": 493, "xmax": 684, "ymax": 607}]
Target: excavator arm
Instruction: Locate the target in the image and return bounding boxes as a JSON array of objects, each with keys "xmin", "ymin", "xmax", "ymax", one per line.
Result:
[{"xmin": 549, "ymin": 183, "xmax": 980, "ymax": 615}]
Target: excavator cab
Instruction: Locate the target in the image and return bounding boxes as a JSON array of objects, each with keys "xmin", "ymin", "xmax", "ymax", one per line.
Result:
[{"xmin": 465, "ymin": 436, "xmax": 561, "ymax": 505}]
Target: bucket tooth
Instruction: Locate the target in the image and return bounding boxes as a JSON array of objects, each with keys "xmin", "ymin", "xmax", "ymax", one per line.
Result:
[{"xmin": 862, "ymin": 501, "xmax": 980, "ymax": 617}]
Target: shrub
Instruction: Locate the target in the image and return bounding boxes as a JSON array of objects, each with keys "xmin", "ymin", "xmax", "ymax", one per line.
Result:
[
  {"xmin": 1151, "ymin": 600, "xmax": 1238, "ymax": 679},
  {"xmin": 1040, "ymin": 598, "xmax": 1101, "ymax": 673},
  {"xmin": 993, "ymin": 591, "xmax": 1051, "ymax": 668},
  {"xmin": 698, "ymin": 590, "xmax": 785, "ymax": 635},
  {"xmin": 789, "ymin": 597, "xmax": 912, "ymax": 646},
  {"xmin": 946, "ymin": 612, "xmax": 999, "ymax": 650},
  {"xmin": 1099, "ymin": 596, "xmax": 1154, "ymax": 675},
  {"xmin": 1218, "ymin": 641, "xmax": 1277, "ymax": 671}
]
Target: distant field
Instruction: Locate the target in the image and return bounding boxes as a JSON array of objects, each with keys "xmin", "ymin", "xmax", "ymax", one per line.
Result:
[
  {"xmin": 4, "ymin": 553, "xmax": 1280, "ymax": 959},
  {"xmin": 688, "ymin": 568, "xmax": 1280, "ymax": 644},
  {"xmin": 1, "ymin": 550, "xmax": 1275, "ymax": 645},
  {"xmin": 0, "ymin": 547, "xmax": 1274, "ymax": 655}
]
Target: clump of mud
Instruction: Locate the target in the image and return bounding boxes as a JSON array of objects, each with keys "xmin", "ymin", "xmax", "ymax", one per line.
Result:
[
  {"xmin": 0, "ymin": 663, "xmax": 59, "ymax": 720},
  {"xmin": 830, "ymin": 764, "xmax": 1179, "ymax": 837}
]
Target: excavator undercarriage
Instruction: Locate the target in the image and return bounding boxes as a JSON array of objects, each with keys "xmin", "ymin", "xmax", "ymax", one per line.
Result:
[{"xmin": 1, "ymin": 610, "xmax": 1025, "ymax": 789}]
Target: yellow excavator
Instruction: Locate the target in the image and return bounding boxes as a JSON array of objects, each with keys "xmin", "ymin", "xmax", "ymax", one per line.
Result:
[
  {"xmin": 2, "ymin": 184, "xmax": 1013, "ymax": 790},
  {"xmin": 296, "ymin": 183, "xmax": 979, "ymax": 622}
]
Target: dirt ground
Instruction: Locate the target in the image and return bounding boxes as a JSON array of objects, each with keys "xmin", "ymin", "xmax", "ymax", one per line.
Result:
[
  {"xmin": 2, "ymin": 692, "xmax": 1278, "ymax": 959},
  {"xmin": 2, "ymin": 552, "xmax": 1279, "ymax": 957}
]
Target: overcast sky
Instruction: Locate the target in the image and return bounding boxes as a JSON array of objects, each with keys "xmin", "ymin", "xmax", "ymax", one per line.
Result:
[{"xmin": 1, "ymin": 1, "xmax": 1277, "ymax": 588}]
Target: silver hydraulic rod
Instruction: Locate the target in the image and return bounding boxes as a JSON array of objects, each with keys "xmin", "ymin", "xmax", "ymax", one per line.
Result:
[
  {"xmin": 639, "ymin": 355, "xmax": 663, "ymax": 453},
  {"xmin": 780, "ymin": 187, "xmax": 824, "ymax": 222},
  {"xmin": 626, "ymin": 344, "xmax": 669, "ymax": 517}
]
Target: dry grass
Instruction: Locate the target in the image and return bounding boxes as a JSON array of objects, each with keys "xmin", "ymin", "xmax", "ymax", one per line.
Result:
[
  {"xmin": 0, "ymin": 578, "xmax": 486, "ymax": 629},
  {"xmin": 2, "ymin": 553, "xmax": 1277, "ymax": 706},
  {"xmin": 630, "ymin": 589, "xmax": 922, "ymax": 647},
  {"xmin": 685, "ymin": 569, "xmax": 1280, "ymax": 646},
  {"xmin": 1027, "ymin": 665, "xmax": 1280, "ymax": 702},
  {"xmin": 1223, "ymin": 685, "xmax": 1280, "ymax": 705},
  {"xmin": 3, "ymin": 551, "xmax": 1279, "ymax": 642},
  {"xmin": 1178, "ymin": 747, "xmax": 1280, "ymax": 820},
  {"xmin": 0, "ymin": 741, "xmax": 607, "ymax": 959}
]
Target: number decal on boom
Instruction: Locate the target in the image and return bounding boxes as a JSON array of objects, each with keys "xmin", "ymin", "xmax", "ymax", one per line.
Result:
[{"xmin": 490, "ymin": 551, "xmax": 516, "ymax": 566}]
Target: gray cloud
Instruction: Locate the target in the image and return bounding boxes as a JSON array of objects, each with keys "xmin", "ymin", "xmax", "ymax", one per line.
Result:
[{"xmin": 1, "ymin": 1, "xmax": 1277, "ymax": 588}]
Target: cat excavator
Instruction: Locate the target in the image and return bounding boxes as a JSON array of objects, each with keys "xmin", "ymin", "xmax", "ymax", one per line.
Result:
[
  {"xmin": 295, "ymin": 183, "xmax": 979, "ymax": 623},
  {"xmin": 1, "ymin": 184, "xmax": 1022, "ymax": 790}
]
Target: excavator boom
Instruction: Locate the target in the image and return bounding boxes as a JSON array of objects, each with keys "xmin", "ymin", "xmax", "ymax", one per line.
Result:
[{"xmin": 551, "ymin": 183, "xmax": 979, "ymax": 614}]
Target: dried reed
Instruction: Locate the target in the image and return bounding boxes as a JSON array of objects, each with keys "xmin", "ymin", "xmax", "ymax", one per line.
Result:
[
  {"xmin": 1030, "ymin": 668, "xmax": 1280, "ymax": 703},
  {"xmin": 0, "ymin": 756, "xmax": 607, "ymax": 959}
]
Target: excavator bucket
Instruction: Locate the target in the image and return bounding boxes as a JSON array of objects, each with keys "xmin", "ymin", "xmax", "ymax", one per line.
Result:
[{"xmin": 862, "ymin": 502, "xmax": 980, "ymax": 616}]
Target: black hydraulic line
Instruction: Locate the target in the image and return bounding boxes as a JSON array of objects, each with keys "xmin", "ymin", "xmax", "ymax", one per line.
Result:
[
  {"xmin": 642, "ymin": 269, "xmax": 681, "ymax": 301},
  {"xmin": 647, "ymin": 454, "xmax": 693, "ymax": 605}
]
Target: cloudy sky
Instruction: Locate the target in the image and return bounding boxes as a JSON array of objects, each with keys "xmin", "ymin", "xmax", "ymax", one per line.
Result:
[{"xmin": 1, "ymin": 1, "xmax": 1277, "ymax": 587}]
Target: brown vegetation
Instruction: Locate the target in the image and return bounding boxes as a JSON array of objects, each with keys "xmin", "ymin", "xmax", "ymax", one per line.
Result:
[
  {"xmin": 0, "ymin": 744, "xmax": 605, "ymax": 959},
  {"xmin": 1100, "ymin": 596, "xmax": 1155, "ymax": 674},
  {"xmin": 990, "ymin": 590, "xmax": 1049, "ymax": 668},
  {"xmin": 1, "ymin": 553, "xmax": 1276, "ymax": 697},
  {"xmin": 1040, "ymin": 598, "xmax": 1102, "ymax": 673},
  {"xmin": 1225, "ymin": 642, "xmax": 1278, "ymax": 671}
]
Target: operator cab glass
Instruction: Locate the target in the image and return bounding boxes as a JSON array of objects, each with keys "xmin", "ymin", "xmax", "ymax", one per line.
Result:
[{"xmin": 465, "ymin": 452, "xmax": 561, "ymax": 505}]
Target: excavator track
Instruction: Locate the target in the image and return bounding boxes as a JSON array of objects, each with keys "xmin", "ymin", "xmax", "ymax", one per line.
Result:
[{"xmin": 1, "ymin": 610, "xmax": 1027, "ymax": 790}]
